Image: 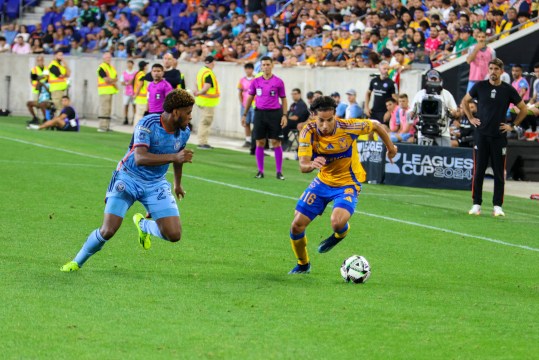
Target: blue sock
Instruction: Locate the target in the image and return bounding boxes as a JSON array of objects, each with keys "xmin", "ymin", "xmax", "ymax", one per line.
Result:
[
  {"xmin": 140, "ymin": 219, "xmax": 165, "ymax": 240},
  {"xmin": 74, "ymin": 229, "xmax": 107, "ymax": 267}
]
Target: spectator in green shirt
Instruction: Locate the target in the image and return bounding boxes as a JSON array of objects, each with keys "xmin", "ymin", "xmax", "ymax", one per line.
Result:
[{"xmin": 453, "ymin": 27, "xmax": 477, "ymax": 57}]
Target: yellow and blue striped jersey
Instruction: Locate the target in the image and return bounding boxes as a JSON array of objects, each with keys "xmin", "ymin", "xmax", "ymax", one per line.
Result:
[{"xmin": 298, "ymin": 118, "xmax": 374, "ymax": 188}]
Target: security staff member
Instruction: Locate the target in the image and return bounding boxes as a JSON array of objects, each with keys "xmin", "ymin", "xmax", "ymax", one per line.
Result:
[
  {"xmin": 31, "ymin": 55, "xmax": 47, "ymax": 100},
  {"xmin": 47, "ymin": 50, "xmax": 70, "ymax": 116},
  {"xmin": 461, "ymin": 58, "xmax": 528, "ymax": 217},
  {"xmin": 193, "ymin": 56, "xmax": 220, "ymax": 149},
  {"xmin": 97, "ymin": 52, "xmax": 119, "ymax": 132},
  {"xmin": 29, "ymin": 55, "xmax": 48, "ymax": 123}
]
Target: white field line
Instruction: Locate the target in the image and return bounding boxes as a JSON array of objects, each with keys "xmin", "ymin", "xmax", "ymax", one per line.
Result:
[{"xmin": 1, "ymin": 135, "xmax": 538, "ymax": 253}]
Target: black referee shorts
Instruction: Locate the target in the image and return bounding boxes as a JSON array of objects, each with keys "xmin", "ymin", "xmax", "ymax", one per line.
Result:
[{"xmin": 253, "ymin": 109, "xmax": 283, "ymax": 141}]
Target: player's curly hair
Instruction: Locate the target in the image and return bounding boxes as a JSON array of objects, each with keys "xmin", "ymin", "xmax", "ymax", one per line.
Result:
[
  {"xmin": 163, "ymin": 89, "xmax": 195, "ymax": 113},
  {"xmin": 310, "ymin": 95, "xmax": 337, "ymax": 113}
]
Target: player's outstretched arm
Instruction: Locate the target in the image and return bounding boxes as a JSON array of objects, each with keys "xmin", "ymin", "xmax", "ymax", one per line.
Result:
[{"xmin": 372, "ymin": 120, "xmax": 398, "ymax": 162}]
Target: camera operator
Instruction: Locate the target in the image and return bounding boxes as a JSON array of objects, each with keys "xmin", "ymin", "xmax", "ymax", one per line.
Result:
[{"xmin": 409, "ymin": 69, "xmax": 460, "ymax": 146}]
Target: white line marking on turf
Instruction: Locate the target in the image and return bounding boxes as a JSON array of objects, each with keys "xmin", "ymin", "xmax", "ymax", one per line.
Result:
[
  {"xmin": 0, "ymin": 159, "xmax": 111, "ymax": 168},
  {"xmin": 2, "ymin": 135, "xmax": 538, "ymax": 253}
]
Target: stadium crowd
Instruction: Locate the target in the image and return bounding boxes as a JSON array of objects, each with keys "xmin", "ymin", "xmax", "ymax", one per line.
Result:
[
  {"xmin": 2, "ymin": 0, "xmax": 538, "ymax": 143},
  {"xmin": 1, "ymin": 0, "xmax": 538, "ymax": 69}
]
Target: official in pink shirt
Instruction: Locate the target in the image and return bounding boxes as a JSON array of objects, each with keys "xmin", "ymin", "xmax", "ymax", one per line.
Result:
[
  {"xmin": 242, "ymin": 56, "xmax": 288, "ymax": 180},
  {"xmin": 147, "ymin": 64, "xmax": 173, "ymax": 114}
]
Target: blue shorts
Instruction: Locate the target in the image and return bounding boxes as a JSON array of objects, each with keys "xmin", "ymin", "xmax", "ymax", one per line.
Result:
[
  {"xmin": 241, "ymin": 106, "xmax": 255, "ymax": 125},
  {"xmin": 104, "ymin": 170, "xmax": 179, "ymax": 220},
  {"xmin": 295, "ymin": 178, "xmax": 360, "ymax": 220}
]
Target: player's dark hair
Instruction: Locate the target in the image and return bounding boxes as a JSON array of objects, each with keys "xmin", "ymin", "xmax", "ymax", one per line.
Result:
[
  {"xmin": 512, "ymin": 64, "xmax": 523, "ymax": 70},
  {"xmin": 62, "ymin": 95, "xmax": 70, "ymax": 100},
  {"xmin": 398, "ymin": 93, "xmax": 408, "ymax": 99},
  {"xmin": 260, "ymin": 56, "xmax": 272, "ymax": 62},
  {"xmin": 385, "ymin": 97, "xmax": 397, "ymax": 104},
  {"xmin": 292, "ymin": 88, "xmax": 301, "ymax": 94},
  {"xmin": 163, "ymin": 89, "xmax": 195, "ymax": 113},
  {"xmin": 152, "ymin": 63, "xmax": 164, "ymax": 70},
  {"xmin": 489, "ymin": 58, "xmax": 504, "ymax": 69},
  {"xmin": 311, "ymin": 96, "xmax": 337, "ymax": 112},
  {"xmin": 244, "ymin": 62, "xmax": 254, "ymax": 69},
  {"xmin": 534, "ymin": 62, "xmax": 539, "ymax": 69}
]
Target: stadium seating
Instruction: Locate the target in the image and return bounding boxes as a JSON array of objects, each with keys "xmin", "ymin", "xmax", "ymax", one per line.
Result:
[{"xmin": 5, "ymin": 0, "xmax": 20, "ymax": 20}]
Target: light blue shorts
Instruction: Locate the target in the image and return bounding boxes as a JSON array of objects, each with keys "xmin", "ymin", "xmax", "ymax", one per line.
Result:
[
  {"xmin": 104, "ymin": 170, "xmax": 179, "ymax": 220},
  {"xmin": 295, "ymin": 178, "xmax": 360, "ymax": 220}
]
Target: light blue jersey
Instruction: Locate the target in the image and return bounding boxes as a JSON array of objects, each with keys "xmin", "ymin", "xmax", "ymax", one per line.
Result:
[{"xmin": 117, "ymin": 114, "xmax": 190, "ymax": 182}]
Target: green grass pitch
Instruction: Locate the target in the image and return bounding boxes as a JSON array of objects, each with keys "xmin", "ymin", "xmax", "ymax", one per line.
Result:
[{"xmin": 1, "ymin": 116, "xmax": 538, "ymax": 359}]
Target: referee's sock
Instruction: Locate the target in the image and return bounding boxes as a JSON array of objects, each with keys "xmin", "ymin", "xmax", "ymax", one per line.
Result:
[
  {"xmin": 256, "ymin": 146, "xmax": 265, "ymax": 173},
  {"xmin": 274, "ymin": 146, "xmax": 283, "ymax": 173}
]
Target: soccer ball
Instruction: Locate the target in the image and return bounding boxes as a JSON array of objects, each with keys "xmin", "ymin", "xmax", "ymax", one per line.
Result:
[{"xmin": 340, "ymin": 255, "xmax": 371, "ymax": 284}]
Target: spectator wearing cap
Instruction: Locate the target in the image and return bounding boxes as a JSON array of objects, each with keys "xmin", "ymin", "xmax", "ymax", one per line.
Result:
[
  {"xmin": 349, "ymin": 30, "xmax": 363, "ymax": 52},
  {"xmin": 194, "ymin": 56, "xmax": 220, "ymax": 149},
  {"xmin": 466, "ymin": 30, "xmax": 495, "ymax": 92},
  {"xmin": 365, "ymin": 61, "xmax": 397, "ymax": 123},
  {"xmin": 470, "ymin": 8, "xmax": 488, "ymax": 32},
  {"xmin": 344, "ymin": 89, "xmax": 364, "ymax": 119},
  {"xmin": 331, "ymin": 92, "xmax": 348, "ymax": 118},
  {"xmin": 453, "ymin": 26, "xmax": 476, "ymax": 57},
  {"xmin": 133, "ymin": 60, "xmax": 149, "ymax": 127},
  {"xmin": 516, "ymin": 11, "xmax": 534, "ymax": 29}
]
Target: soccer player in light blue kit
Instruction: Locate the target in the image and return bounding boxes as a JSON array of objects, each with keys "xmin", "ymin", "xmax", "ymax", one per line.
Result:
[{"xmin": 61, "ymin": 89, "xmax": 195, "ymax": 272}]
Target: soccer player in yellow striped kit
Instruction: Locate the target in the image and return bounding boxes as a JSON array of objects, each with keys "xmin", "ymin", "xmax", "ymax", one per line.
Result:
[{"xmin": 288, "ymin": 96, "xmax": 398, "ymax": 274}]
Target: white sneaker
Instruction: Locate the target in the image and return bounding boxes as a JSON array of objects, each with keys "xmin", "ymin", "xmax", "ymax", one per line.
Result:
[
  {"xmin": 468, "ymin": 204, "xmax": 481, "ymax": 215},
  {"xmin": 493, "ymin": 206, "xmax": 505, "ymax": 217},
  {"xmin": 26, "ymin": 124, "xmax": 39, "ymax": 130}
]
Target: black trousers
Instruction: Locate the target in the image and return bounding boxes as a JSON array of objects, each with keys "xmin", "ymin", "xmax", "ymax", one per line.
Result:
[{"xmin": 472, "ymin": 134, "xmax": 507, "ymax": 207}]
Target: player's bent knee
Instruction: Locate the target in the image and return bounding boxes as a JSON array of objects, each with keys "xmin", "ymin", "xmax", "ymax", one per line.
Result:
[
  {"xmin": 99, "ymin": 226, "xmax": 118, "ymax": 240},
  {"xmin": 161, "ymin": 229, "xmax": 182, "ymax": 242},
  {"xmin": 290, "ymin": 222, "xmax": 305, "ymax": 235}
]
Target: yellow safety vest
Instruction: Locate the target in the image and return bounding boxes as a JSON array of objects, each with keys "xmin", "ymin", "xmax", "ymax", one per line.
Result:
[
  {"xmin": 195, "ymin": 66, "xmax": 220, "ymax": 107},
  {"xmin": 134, "ymin": 70, "xmax": 148, "ymax": 105},
  {"xmin": 97, "ymin": 62, "xmax": 119, "ymax": 95},
  {"xmin": 47, "ymin": 60, "xmax": 68, "ymax": 92},
  {"xmin": 31, "ymin": 66, "xmax": 45, "ymax": 94}
]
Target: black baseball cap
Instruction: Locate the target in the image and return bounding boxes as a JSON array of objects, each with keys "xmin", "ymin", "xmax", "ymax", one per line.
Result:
[{"xmin": 204, "ymin": 55, "xmax": 215, "ymax": 64}]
